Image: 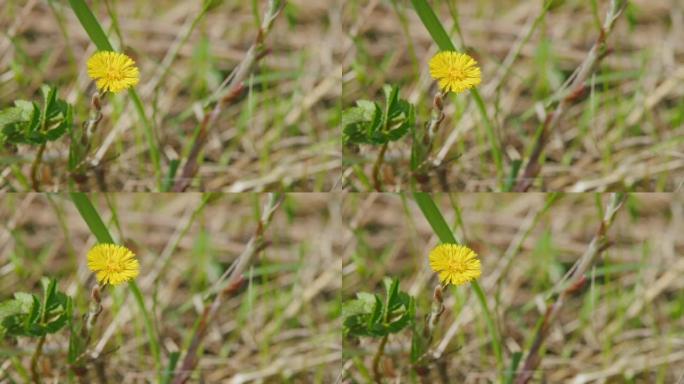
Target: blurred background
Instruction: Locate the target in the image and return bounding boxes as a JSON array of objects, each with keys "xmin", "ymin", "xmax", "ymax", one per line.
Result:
[
  {"xmin": 0, "ymin": 0, "xmax": 341, "ymax": 191},
  {"xmin": 0, "ymin": 193, "xmax": 341, "ymax": 382},
  {"xmin": 342, "ymin": 0, "xmax": 684, "ymax": 191},
  {"xmin": 342, "ymin": 193, "xmax": 684, "ymax": 382}
]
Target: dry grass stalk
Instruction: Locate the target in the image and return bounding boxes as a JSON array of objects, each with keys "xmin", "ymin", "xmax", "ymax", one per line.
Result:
[
  {"xmin": 514, "ymin": 193, "xmax": 627, "ymax": 383},
  {"xmin": 513, "ymin": 0, "xmax": 628, "ymax": 192},
  {"xmin": 172, "ymin": 0, "xmax": 286, "ymax": 192},
  {"xmin": 171, "ymin": 193, "xmax": 284, "ymax": 384}
]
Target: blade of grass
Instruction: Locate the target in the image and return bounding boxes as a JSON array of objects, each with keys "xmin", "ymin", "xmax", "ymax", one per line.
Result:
[
  {"xmin": 67, "ymin": 0, "xmax": 114, "ymax": 51},
  {"xmin": 413, "ymin": 192, "xmax": 504, "ymax": 379},
  {"xmin": 129, "ymin": 90, "xmax": 162, "ymax": 188},
  {"xmin": 410, "ymin": 0, "xmax": 504, "ymax": 189},
  {"xmin": 504, "ymin": 351, "xmax": 523, "ymax": 384},
  {"xmin": 410, "ymin": 0, "xmax": 455, "ymax": 52},
  {"xmin": 70, "ymin": 193, "xmax": 162, "ymax": 380},
  {"xmin": 67, "ymin": 0, "xmax": 162, "ymax": 190}
]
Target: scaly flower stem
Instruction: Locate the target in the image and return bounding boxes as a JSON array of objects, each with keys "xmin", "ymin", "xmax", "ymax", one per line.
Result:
[{"xmin": 413, "ymin": 192, "xmax": 504, "ymax": 380}]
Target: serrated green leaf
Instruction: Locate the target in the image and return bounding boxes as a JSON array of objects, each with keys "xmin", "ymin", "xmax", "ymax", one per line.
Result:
[
  {"xmin": 14, "ymin": 100, "xmax": 35, "ymax": 115},
  {"xmin": 0, "ymin": 107, "xmax": 25, "ymax": 128},
  {"xmin": 368, "ymin": 294, "xmax": 383, "ymax": 327},
  {"xmin": 0, "ymin": 300, "xmax": 24, "ymax": 320},
  {"xmin": 341, "ymin": 107, "xmax": 368, "ymax": 128},
  {"xmin": 13, "ymin": 292, "xmax": 34, "ymax": 308},
  {"xmin": 356, "ymin": 100, "xmax": 376, "ymax": 114},
  {"xmin": 341, "ymin": 298, "xmax": 370, "ymax": 318}
]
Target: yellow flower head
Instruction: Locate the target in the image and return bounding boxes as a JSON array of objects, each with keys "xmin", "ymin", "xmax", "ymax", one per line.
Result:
[
  {"xmin": 87, "ymin": 51, "xmax": 140, "ymax": 93},
  {"xmin": 87, "ymin": 243, "xmax": 140, "ymax": 286},
  {"xmin": 429, "ymin": 243, "xmax": 481, "ymax": 286},
  {"xmin": 429, "ymin": 51, "xmax": 481, "ymax": 94}
]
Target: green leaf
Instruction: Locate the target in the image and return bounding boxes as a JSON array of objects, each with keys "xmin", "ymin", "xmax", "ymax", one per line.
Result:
[
  {"xmin": 0, "ymin": 300, "xmax": 24, "ymax": 334},
  {"xmin": 14, "ymin": 100, "xmax": 35, "ymax": 115},
  {"xmin": 0, "ymin": 107, "xmax": 24, "ymax": 127}
]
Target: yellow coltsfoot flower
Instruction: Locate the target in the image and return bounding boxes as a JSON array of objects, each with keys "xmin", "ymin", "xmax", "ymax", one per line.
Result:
[
  {"xmin": 87, "ymin": 243, "xmax": 140, "ymax": 286},
  {"xmin": 429, "ymin": 51, "xmax": 481, "ymax": 94},
  {"xmin": 429, "ymin": 243, "xmax": 481, "ymax": 286},
  {"xmin": 87, "ymin": 51, "xmax": 140, "ymax": 93}
]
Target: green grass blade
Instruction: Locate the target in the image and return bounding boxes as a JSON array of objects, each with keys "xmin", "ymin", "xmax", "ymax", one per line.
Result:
[
  {"xmin": 413, "ymin": 193, "xmax": 505, "ymax": 379},
  {"xmin": 70, "ymin": 193, "xmax": 114, "ymax": 243},
  {"xmin": 69, "ymin": 193, "xmax": 162, "ymax": 380},
  {"xmin": 504, "ymin": 351, "xmax": 523, "ymax": 384},
  {"xmin": 67, "ymin": 0, "xmax": 114, "ymax": 51},
  {"xmin": 128, "ymin": 281, "xmax": 161, "ymax": 377},
  {"xmin": 413, "ymin": 192, "xmax": 457, "ymax": 244},
  {"xmin": 471, "ymin": 90, "xmax": 504, "ymax": 182},
  {"xmin": 129, "ymin": 90, "xmax": 162, "ymax": 188},
  {"xmin": 410, "ymin": 0, "xmax": 456, "ymax": 51}
]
